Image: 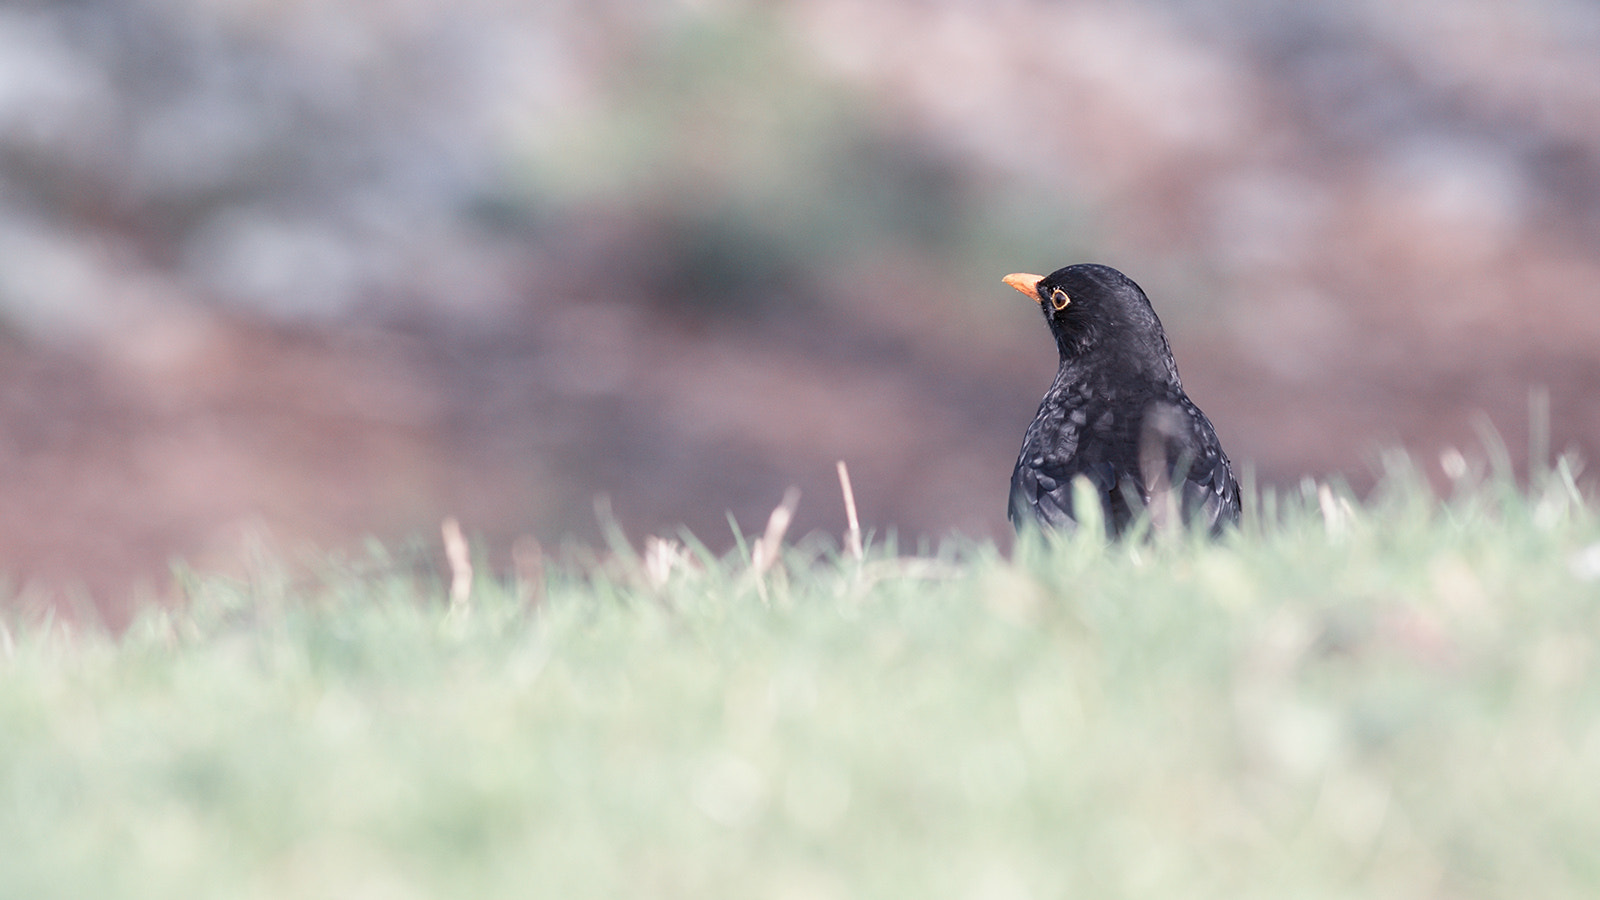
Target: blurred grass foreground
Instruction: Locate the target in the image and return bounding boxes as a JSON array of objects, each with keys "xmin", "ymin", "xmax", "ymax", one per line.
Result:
[{"xmin": 4, "ymin": 459, "xmax": 1600, "ymax": 899}]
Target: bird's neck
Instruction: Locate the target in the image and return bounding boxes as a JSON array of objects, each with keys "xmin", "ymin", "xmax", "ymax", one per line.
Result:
[{"xmin": 1055, "ymin": 334, "xmax": 1182, "ymax": 389}]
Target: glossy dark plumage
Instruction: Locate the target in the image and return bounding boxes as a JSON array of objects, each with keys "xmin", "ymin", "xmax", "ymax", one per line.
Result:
[{"xmin": 1005, "ymin": 263, "xmax": 1240, "ymax": 536}]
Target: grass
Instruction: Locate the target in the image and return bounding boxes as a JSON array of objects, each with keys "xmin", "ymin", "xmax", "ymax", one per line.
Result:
[{"xmin": 3, "ymin": 456, "xmax": 1600, "ymax": 899}]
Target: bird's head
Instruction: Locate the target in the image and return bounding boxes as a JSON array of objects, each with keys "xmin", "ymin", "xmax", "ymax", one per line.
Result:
[{"xmin": 1003, "ymin": 263, "xmax": 1180, "ymax": 383}]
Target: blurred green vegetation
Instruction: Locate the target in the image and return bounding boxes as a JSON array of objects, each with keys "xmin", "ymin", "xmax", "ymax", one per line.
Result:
[
  {"xmin": 512, "ymin": 11, "xmax": 1088, "ymax": 316},
  {"xmin": 3, "ymin": 458, "xmax": 1599, "ymax": 898}
]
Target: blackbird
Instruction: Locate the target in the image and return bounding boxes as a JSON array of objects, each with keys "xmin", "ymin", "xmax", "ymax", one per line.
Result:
[{"xmin": 1004, "ymin": 263, "xmax": 1240, "ymax": 536}]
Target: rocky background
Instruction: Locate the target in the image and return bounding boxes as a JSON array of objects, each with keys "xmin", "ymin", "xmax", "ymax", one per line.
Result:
[{"xmin": 4, "ymin": 0, "xmax": 1599, "ymax": 620}]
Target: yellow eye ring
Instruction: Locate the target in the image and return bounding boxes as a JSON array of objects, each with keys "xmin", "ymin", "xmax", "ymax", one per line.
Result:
[{"xmin": 1050, "ymin": 288, "xmax": 1070, "ymax": 311}]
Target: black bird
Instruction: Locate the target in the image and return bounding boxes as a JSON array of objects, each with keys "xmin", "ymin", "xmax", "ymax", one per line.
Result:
[{"xmin": 1004, "ymin": 263, "xmax": 1240, "ymax": 536}]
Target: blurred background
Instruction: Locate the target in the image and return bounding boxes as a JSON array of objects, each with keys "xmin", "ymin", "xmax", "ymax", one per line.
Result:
[{"xmin": 4, "ymin": 0, "xmax": 1600, "ymax": 619}]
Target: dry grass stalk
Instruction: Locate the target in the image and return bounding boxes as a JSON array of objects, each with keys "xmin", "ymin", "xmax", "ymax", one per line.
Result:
[
  {"xmin": 1318, "ymin": 484, "xmax": 1354, "ymax": 537},
  {"xmin": 512, "ymin": 534, "xmax": 545, "ymax": 610},
  {"xmin": 1139, "ymin": 405, "xmax": 1182, "ymax": 538},
  {"xmin": 442, "ymin": 516, "xmax": 473, "ymax": 612},
  {"xmin": 836, "ymin": 460, "xmax": 863, "ymax": 562},
  {"xmin": 750, "ymin": 487, "xmax": 801, "ymax": 602},
  {"xmin": 644, "ymin": 536, "xmax": 691, "ymax": 590}
]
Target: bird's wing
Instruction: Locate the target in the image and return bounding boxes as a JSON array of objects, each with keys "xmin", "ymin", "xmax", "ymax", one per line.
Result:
[
  {"xmin": 1008, "ymin": 399, "xmax": 1132, "ymax": 533},
  {"xmin": 1009, "ymin": 457, "xmax": 1118, "ymax": 532},
  {"xmin": 1176, "ymin": 446, "xmax": 1241, "ymax": 533},
  {"xmin": 1146, "ymin": 396, "xmax": 1242, "ymax": 533}
]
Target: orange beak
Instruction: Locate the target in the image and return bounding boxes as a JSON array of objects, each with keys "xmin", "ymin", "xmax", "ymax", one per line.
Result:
[{"xmin": 1002, "ymin": 272, "xmax": 1045, "ymax": 302}]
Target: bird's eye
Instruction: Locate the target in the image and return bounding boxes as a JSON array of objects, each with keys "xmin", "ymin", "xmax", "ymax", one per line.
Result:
[{"xmin": 1050, "ymin": 288, "xmax": 1070, "ymax": 311}]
